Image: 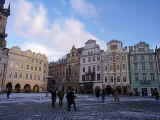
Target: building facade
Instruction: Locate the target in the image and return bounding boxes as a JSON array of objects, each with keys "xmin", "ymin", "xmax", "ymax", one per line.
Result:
[
  {"xmin": 0, "ymin": 0, "xmax": 10, "ymax": 48},
  {"xmin": 103, "ymin": 40, "xmax": 130, "ymax": 95},
  {"xmin": 65, "ymin": 46, "xmax": 82, "ymax": 91},
  {"xmin": 5, "ymin": 46, "xmax": 48, "ymax": 92},
  {"xmin": 0, "ymin": 48, "xmax": 8, "ymax": 91},
  {"xmin": 129, "ymin": 42, "xmax": 159, "ymax": 96},
  {"xmin": 79, "ymin": 39, "xmax": 104, "ymax": 93},
  {"xmin": 155, "ymin": 46, "xmax": 160, "ymax": 81},
  {"xmin": 49, "ymin": 58, "xmax": 66, "ymax": 89}
]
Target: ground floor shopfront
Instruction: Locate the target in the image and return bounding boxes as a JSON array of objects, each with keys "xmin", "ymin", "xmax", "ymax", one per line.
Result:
[{"xmin": 131, "ymin": 87, "xmax": 160, "ymax": 96}]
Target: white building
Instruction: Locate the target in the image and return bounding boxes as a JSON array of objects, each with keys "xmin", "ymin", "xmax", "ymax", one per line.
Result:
[
  {"xmin": 0, "ymin": 48, "xmax": 9, "ymax": 91},
  {"xmin": 79, "ymin": 39, "xmax": 104, "ymax": 93},
  {"xmin": 103, "ymin": 40, "xmax": 130, "ymax": 95}
]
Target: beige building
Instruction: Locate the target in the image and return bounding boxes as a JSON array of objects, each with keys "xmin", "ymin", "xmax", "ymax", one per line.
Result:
[
  {"xmin": 5, "ymin": 46, "xmax": 48, "ymax": 92},
  {"xmin": 104, "ymin": 40, "xmax": 130, "ymax": 95}
]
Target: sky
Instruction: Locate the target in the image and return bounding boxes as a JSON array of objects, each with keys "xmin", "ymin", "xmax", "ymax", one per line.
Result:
[{"xmin": 5, "ymin": 0, "xmax": 160, "ymax": 61}]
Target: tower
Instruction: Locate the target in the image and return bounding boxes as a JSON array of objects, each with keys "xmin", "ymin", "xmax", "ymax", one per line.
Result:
[{"xmin": 0, "ymin": 0, "xmax": 10, "ymax": 48}]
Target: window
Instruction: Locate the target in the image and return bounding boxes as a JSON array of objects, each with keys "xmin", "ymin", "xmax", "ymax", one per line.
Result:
[
  {"xmin": 93, "ymin": 56, "xmax": 95, "ymax": 61},
  {"xmin": 83, "ymin": 67, "xmax": 85, "ymax": 72},
  {"xmin": 141, "ymin": 55, "xmax": 145, "ymax": 61},
  {"xmin": 26, "ymin": 73, "xmax": 28, "ymax": 79},
  {"xmin": 34, "ymin": 75, "xmax": 36, "ymax": 80},
  {"xmin": 88, "ymin": 66, "xmax": 91, "ymax": 72},
  {"xmin": 150, "ymin": 73, "xmax": 155, "ymax": 81},
  {"xmin": 14, "ymin": 72, "xmax": 17, "ymax": 79},
  {"xmin": 31, "ymin": 66, "xmax": 33, "ymax": 71},
  {"xmin": 117, "ymin": 64, "xmax": 120, "ymax": 71},
  {"xmin": 111, "ymin": 76, "xmax": 114, "ymax": 83},
  {"xmin": 123, "ymin": 64, "xmax": 126, "ymax": 70},
  {"xmin": 93, "ymin": 65, "xmax": 96, "ymax": 72},
  {"xmin": 39, "ymin": 67, "xmax": 41, "ymax": 71},
  {"xmin": 135, "ymin": 73, "xmax": 138, "ymax": 81},
  {"xmin": 83, "ymin": 58, "xmax": 85, "ymax": 63},
  {"xmin": 9, "ymin": 72, "xmax": 12, "ymax": 78},
  {"xmin": 0, "ymin": 57, "xmax": 1, "ymax": 61},
  {"xmin": 105, "ymin": 76, "xmax": 107, "ymax": 82},
  {"xmin": 149, "ymin": 55, "xmax": 153, "ymax": 61},
  {"xmin": 88, "ymin": 57, "xmax": 91, "ymax": 62},
  {"xmin": 143, "ymin": 73, "xmax": 146, "ymax": 81},
  {"xmin": 123, "ymin": 76, "xmax": 127, "ymax": 82},
  {"xmin": 30, "ymin": 74, "xmax": 32, "ymax": 80},
  {"xmin": 105, "ymin": 65, "xmax": 108, "ymax": 71},
  {"xmin": 97, "ymin": 56, "xmax": 100, "ymax": 61},
  {"xmin": 122, "ymin": 55, "xmax": 126, "ymax": 61},
  {"xmin": 27, "ymin": 65, "xmax": 30, "ymax": 70},
  {"xmin": 134, "ymin": 63, "xmax": 138, "ymax": 70},
  {"xmin": 142, "ymin": 63, "xmax": 145, "ymax": 71},
  {"xmin": 19, "ymin": 72, "xmax": 22, "ymax": 79},
  {"xmin": 35, "ymin": 67, "xmax": 37, "ymax": 71},
  {"xmin": 82, "ymin": 75, "xmax": 85, "ymax": 81},
  {"xmin": 97, "ymin": 65, "xmax": 100, "ymax": 71},
  {"xmin": 149, "ymin": 62, "xmax": 153, "ymax": 70},
  {"xmin": 21, "ymin": 64, "xmax": 23, "ymax": 69},
  {"xmin": 133, "ymin": 55, "xmax": 137, "ymax": 61},
  {"xmin": 110, "ymin": 65, "xmax": 112, "ymax": 71},
  {"xmin": 97, "ymin": 74, "xmax": 100, "ymax": 81},
  {"xmin": 38, "ymin": 75, "xmax": 40, "ymax": 80},
  {"xmin": 117, "ymin": 76, "xmax": 120, "ymax": 82}
]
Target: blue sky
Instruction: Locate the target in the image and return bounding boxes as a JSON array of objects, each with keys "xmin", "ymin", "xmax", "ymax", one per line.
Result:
[{"xmin": 5, "ymin": 0, "xmax": 160, "ymax": 61}]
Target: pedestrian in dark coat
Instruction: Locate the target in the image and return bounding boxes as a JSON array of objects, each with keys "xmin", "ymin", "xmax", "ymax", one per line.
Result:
[
  {"xmin": 95, "ymin": 88, "xmax": 100, "ymax": 102},
  {"xmin": 155, "ymin": 90, "xmax": 159, "ymax": 101},
  {"xmin": 113, "ymin": 89, "xmax": 119, "ymax": 102},
  {"xmin": 57, "ymin": 90, "xmax": 65, "ymax": 106},
  {"xmin": 7, "ymin": 87, "xmax": 12, "ymax": 99},
  {"xmin": 50, "ymin": 88, "xmax": 57, "ymax": 108},
  {"xmin": 101, "ymin": 88, "xmax": 106, "ymax": 103},
  {"xmin": 66, "ymin": 88, "xmax": 77, "ymax": 111}
]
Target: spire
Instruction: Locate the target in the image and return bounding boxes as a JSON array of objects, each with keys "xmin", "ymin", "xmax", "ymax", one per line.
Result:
[{"xmin": 8, "ymin": 2, "xmax": 10, "ymax": 11}]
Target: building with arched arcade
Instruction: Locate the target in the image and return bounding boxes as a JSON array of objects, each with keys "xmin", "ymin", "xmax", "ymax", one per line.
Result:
[{"xmin": 5, "ymin": 46, "xmax": 48, "ymax": 92}]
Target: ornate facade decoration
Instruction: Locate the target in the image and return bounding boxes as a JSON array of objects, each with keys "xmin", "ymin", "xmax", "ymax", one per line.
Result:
[
  {"xmin": 5, "ymin": 46, "xmax": 48, "ymax": 92},
  {"xmin": 129, "ymin": 42, "xmax": 159, "ymax": 96},
  {"xmin": 65, "ymin": 46, "xmax": 82, "ymax": 91},
  {"xmin": 104, "ymin": 40, "xmax": 130, "ymax": 95},
  {"xmin": 79, "ymin": 39, "xmax": 104, "ymax": 93}
]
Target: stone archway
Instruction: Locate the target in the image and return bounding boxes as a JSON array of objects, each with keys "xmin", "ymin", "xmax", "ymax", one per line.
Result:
[
  {"xmin": 15, "ymin": 84, "xmax": 21, "ymax": 92},
  {"xmin": 33, "ymin": 85, "xmax": 39, "ymax": 93},
  {"xmin": 24, "ymin": 84, "xmax": 31, "ymax": 92},
  {"xmin": 6, "ymin": 82, "xmax": 12, "ymax": 91},
  {"xmin": 105, "ymin": 85, "xmax": 112, "ymax": 95}
]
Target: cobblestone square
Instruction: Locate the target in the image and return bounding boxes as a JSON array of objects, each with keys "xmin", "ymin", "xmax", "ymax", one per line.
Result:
[{"xmin": 0, "ymin": 93, "xmax": 160, "ymax": 120}]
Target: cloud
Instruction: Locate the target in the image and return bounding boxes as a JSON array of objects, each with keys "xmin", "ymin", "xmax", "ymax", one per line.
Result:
[
  {"xmin": 10, "ymin": 0, "xmax": 105, "ymax": 61},
  {"xmin": 69, "ymin": 0, "xmax": 98, "ymax": 18}
]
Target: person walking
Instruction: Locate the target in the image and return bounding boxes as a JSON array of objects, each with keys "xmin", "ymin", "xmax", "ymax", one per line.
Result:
[
  {"xmin": 66, "ymin": 88, "xmax": 77, "ymax": 111},
  {"xmin": 101, "ymin": 88, "xmax": 106, "ymax": 103},
  {"xmin": 113, "ymin": 89, "xmax": 119, "ymax": 103},
  {"xmin": 155, "ymin": 90, "xmax": 159, "ymax": 101},
  {"xmin": 7, "ymin": 87, "xmax": 12, "ymax": 99},
  {"xmin": 57, "ymin": 89, "xmax": 65, "ymax": 107},
  {"xmin": 95, "ymin": 88, "xmax": 100, "ymax": 102},
  {"xmin": 50, "ymin": 88, "xmax": 57, "ymax": 108}
]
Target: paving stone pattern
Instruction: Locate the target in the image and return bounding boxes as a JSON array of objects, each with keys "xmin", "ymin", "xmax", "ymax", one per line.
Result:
[{"xmin": 0, "ymin": 95, "xmax": 160, "ymax": 120}]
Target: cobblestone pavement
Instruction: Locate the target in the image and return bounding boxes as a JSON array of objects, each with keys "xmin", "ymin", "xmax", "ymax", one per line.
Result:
[{"xmin": 0, "ymin": 95, "xmax": 160, "ymax": 120}]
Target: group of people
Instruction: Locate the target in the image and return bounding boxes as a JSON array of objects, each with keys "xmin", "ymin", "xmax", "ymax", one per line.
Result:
[
  {"xmin": 95, "ymin": 88, "xmax": 120, "ymax": 103},
  {"xmin": 50, "ymin": 87, "xmax": 77, "ymax": 111}
]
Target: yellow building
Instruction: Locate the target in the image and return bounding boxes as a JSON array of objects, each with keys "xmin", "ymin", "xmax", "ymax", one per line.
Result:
[{"xmin": 5, "ymin": 46, "xmax": 48, "ymax": 92}]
